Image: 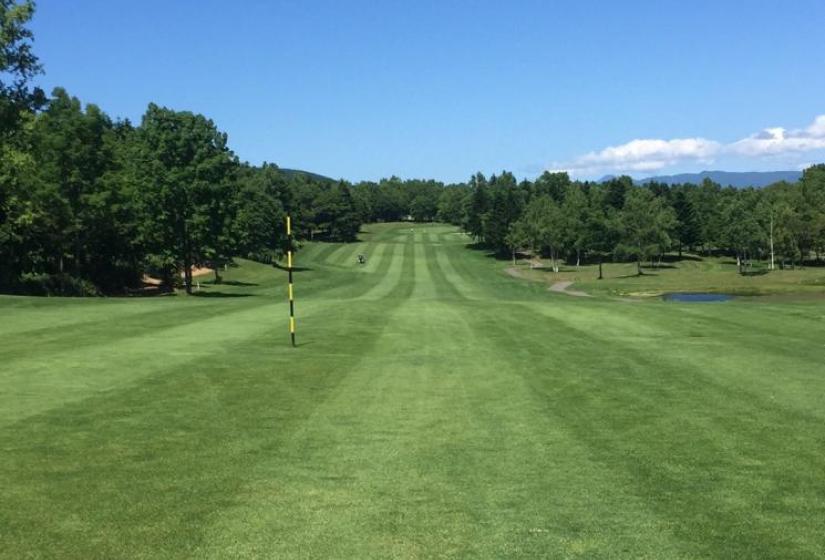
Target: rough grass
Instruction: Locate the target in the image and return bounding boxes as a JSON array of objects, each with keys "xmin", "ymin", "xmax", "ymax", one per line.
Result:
[
  {"xmin": 507, "ymin": 252, "xmax": 825, "ymax": 297},
  {"xmin": 1, "ymin": 222, "xmax": 824, "ymax": 559}
]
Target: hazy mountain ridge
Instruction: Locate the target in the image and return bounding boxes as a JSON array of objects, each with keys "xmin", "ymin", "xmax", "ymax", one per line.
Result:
[{"xmin": 638, "ymin": 170, "xmax": 802, "ymax": 187}]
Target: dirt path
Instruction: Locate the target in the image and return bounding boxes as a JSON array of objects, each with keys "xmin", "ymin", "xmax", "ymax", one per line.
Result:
[
  {"xmin": 549, "ymin": 281, "xmax": 590, "ymax": 297},
  {"xmin": 142, "ymin": 266, "xmax": 215, "ymax": 287},
  {"xmin": 190, "ymin": 266, "xmax": 214, "ymax": 278},
  {"xmin": 506, "ymin": 268, "xmax": 592, "ymax": 297},
  {"xmin": 505, "ymin": 267, "xmax": 526, "ymax": 279}
]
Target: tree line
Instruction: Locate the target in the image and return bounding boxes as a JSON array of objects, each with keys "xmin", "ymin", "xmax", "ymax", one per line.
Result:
[
  {"xmin": 349, "ymin": 169, "xmax": 825, "ymax": 276},
  {"xmin": 1, "ymin": 3, "xmax": 366, "ymax": 294},
  {"xmin": 2, "ymin": 1, "xmax": 824, "ymax": 295},
  {"xmin": 430, "ymin": 170, "xmax": 825, "ymax": 276},
  {"xmin": 0, "ymin": 86, "xmax": 363, "ymax": 294}
]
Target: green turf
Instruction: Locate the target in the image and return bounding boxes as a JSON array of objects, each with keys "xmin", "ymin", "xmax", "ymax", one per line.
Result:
[
  {"xmin": 1, "ymin": 222, "xmax": 824, "ymax": 559},
  {"xmin": 507, "ymin": 251, "xmax": 825, "ymax": 298}
]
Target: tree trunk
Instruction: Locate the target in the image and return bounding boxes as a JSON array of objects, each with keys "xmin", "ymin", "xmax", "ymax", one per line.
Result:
[
  {"xmin": 576, "ymin": 249, "xmax": 580, "ymax": 269},
  {"xmin": 161, "ymin": 267, "xmax": 173, "ymax": 291},
  {"xmin": 769, "ymin": 214, "xmax": 775, "ymax": 270},
  {"xmin": 214, "ymin": 264, "xmax": 222, "ymax": 284},
  {"xmin": 183, "ymin": 235, "xmax": 193, "ymax": 295},
  {"xmin": 637, "ymin": 242, "xmax": 643, "ymax": 275},
  {"xmin": 598, "ymin": 257, "xmax": 603, "ymax": 280},
  {"xmin": 74, "ymin": 235, "xmax": 81, "ymax": 277}
]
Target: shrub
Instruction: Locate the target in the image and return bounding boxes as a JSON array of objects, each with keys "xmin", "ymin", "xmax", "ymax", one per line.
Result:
[{"xmin": 14, "ymin": 273, "xmax": 101, "ymax": 296}]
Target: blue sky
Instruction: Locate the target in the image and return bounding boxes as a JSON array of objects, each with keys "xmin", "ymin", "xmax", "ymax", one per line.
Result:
[{"xmin": 30, "ymin": 0, "xmax": 825, "ymax": 182}]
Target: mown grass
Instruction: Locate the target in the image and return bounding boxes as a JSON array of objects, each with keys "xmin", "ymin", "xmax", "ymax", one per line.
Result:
[
  {"xmin": 505, "ymin": 251, "xmax": 825, "ymax": 297},
  {"xmin": 1, "ymin": 222, "xmax": 824, "ymax": 559}
]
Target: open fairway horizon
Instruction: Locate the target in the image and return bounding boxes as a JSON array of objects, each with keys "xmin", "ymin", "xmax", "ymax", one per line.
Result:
[{"xmin": 2, "ymin": 222, "xmax": 825, "ymax": 559}]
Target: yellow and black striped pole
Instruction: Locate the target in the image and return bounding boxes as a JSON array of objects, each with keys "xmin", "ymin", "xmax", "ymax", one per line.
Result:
[{"xmin": 286, "ymin": 215, "xmax": 296, "ymax": 347}]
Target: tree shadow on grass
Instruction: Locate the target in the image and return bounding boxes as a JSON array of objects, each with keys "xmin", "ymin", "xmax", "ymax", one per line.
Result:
[
  {"xmin": 615, "ymin": 272, "xmax": 659, "ymax": 278},
  {"xmin": 740, "ymin": 269, "xmax": 770, "ymax": 277},
  {"xmin": 191, "ymin": 291, "xmax": 254, "ymax": 298},
  {"xmin": 530, "ymin": 266, "xmax": 577, "ymax": 274},
  {"xmin": 662, "ymin": 253, "xmax": 703, "ymax": 262},
  {"xmin": 272, "ymin": 262, "xmax": 313, "ymax": 272},
  {"xmin": 469, "ymin": 243, "xmax": 512, "ymax": 261},
  {"xmin": 210, "ymin": 280, "xmax": 258, "ymax": 287},
  {"xmin": 125, "ymin": 285, "xmax": 177, "ymax": 297}
]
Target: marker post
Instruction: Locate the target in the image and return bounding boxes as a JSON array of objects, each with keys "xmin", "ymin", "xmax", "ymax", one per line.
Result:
[{"xmin": 286, "ymin": 216, "xmax": 296, "ymax": 347}]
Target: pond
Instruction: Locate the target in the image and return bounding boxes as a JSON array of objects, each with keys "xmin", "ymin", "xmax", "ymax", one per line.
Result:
[{"xmin": 663, "ymin": 292, "xmax": 733, "ymax": 303}]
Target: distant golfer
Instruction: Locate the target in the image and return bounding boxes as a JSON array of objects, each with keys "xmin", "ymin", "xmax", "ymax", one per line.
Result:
[{"xmin": 357, "ymin": 254, "xmax": 366, "ymax": 265}]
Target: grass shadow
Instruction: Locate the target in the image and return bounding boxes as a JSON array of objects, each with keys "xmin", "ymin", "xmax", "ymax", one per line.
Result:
[
  {"xmin": 663, "ymin": 254, "xmax": 703, "ymax": 262},
  {"xmin": 740, "ymin": 269, "xmax": 770, "ymax": 277},
  {"xmin": 272, "ymin": 262, "xmax": 313, "ymax": 272},
  {"xmin": 464, "ymin": 241, "xmax": 514, "ymax": 261},
  {"xmin": 124, "ymin": 286, "xmax": 177, "ymax": 297},
  {"xmin": 191, "ymin": 291, "xmax": 254, "ymax": 298},
  {"xmin": 642, "ymin": 264, "xmax": 678, "ymax": 270},
  {"xmin": 614, "ymin": 272, "xmax": 659, "ymax": 278}
]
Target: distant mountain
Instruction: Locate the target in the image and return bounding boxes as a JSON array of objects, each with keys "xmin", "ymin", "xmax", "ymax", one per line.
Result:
[
  {"xmin": 279, "ymin": 168, "xmax": 336, "ymax": 183},
  {"xmin": 637, "ymin": 170, "xmax": 802, "ymax": 188}
]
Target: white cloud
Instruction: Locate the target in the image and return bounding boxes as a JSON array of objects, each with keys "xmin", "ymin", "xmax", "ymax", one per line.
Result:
[
  {"xmin": 550, "ymin": 114, "xmax": 825, "ymax": 177},
  {"xmin": 554, "ymin": 137, "xmax": 720, "ymax": 175},
  {"xmin": 729, "ymin": 115, "xmax": 825, "ymax": 156}
]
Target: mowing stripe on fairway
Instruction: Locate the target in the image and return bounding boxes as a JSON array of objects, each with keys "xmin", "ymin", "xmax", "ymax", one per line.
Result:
[
  {"xmin": 312, "ymin": 241, "xmax": 395, "ymax": 302},
  {"xmin": 411, "ymin": 233, "xmax": 437, "ymax": 300},
  {"xmin": 324, "ymin": 241, "xmax": 363, "ymax": 268},
  {"xmin": 307, "ymin": 242, "xmax": 341, "ymax": 264},
  {"xmin": 0, "ymin": 301, "xmax": 279, "ymax": 427},
  {"xmin": 486, "ymin": 301, "xmax": 825, "ymax": 558},
  {"xmin": 196, "ymin": 291, "xmax": 690, "ymax": 558},
  {"xmin": 433, "ymin": 232, "xmax": 486, "ymax": 300},
  {"xmin": 423, "ymin": 233, "xmax": 466, "ymax": 301},
  {"xmin": 357, "ymin": 237, "xmax": 409, "ymax": 301},
  {"xmin": 358, "ymin": 242, "xmax": 385, "ymax": 274},
  {"xmin": 2, "ymin": 222, "xmax": 825, "ymax": 559}
]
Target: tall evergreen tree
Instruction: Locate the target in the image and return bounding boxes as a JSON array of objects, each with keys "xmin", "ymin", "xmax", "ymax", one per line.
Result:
[
  {"xmin": 314, "ymin": 181, "xmax": 361, "ymax": 241},
  {"xmin": 464, "ymin": 173, "xmax": 489, "ymax": 242},
  {"xmin": 672, "ymin": 189, "xmax": 700, "ymax": 256}
]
